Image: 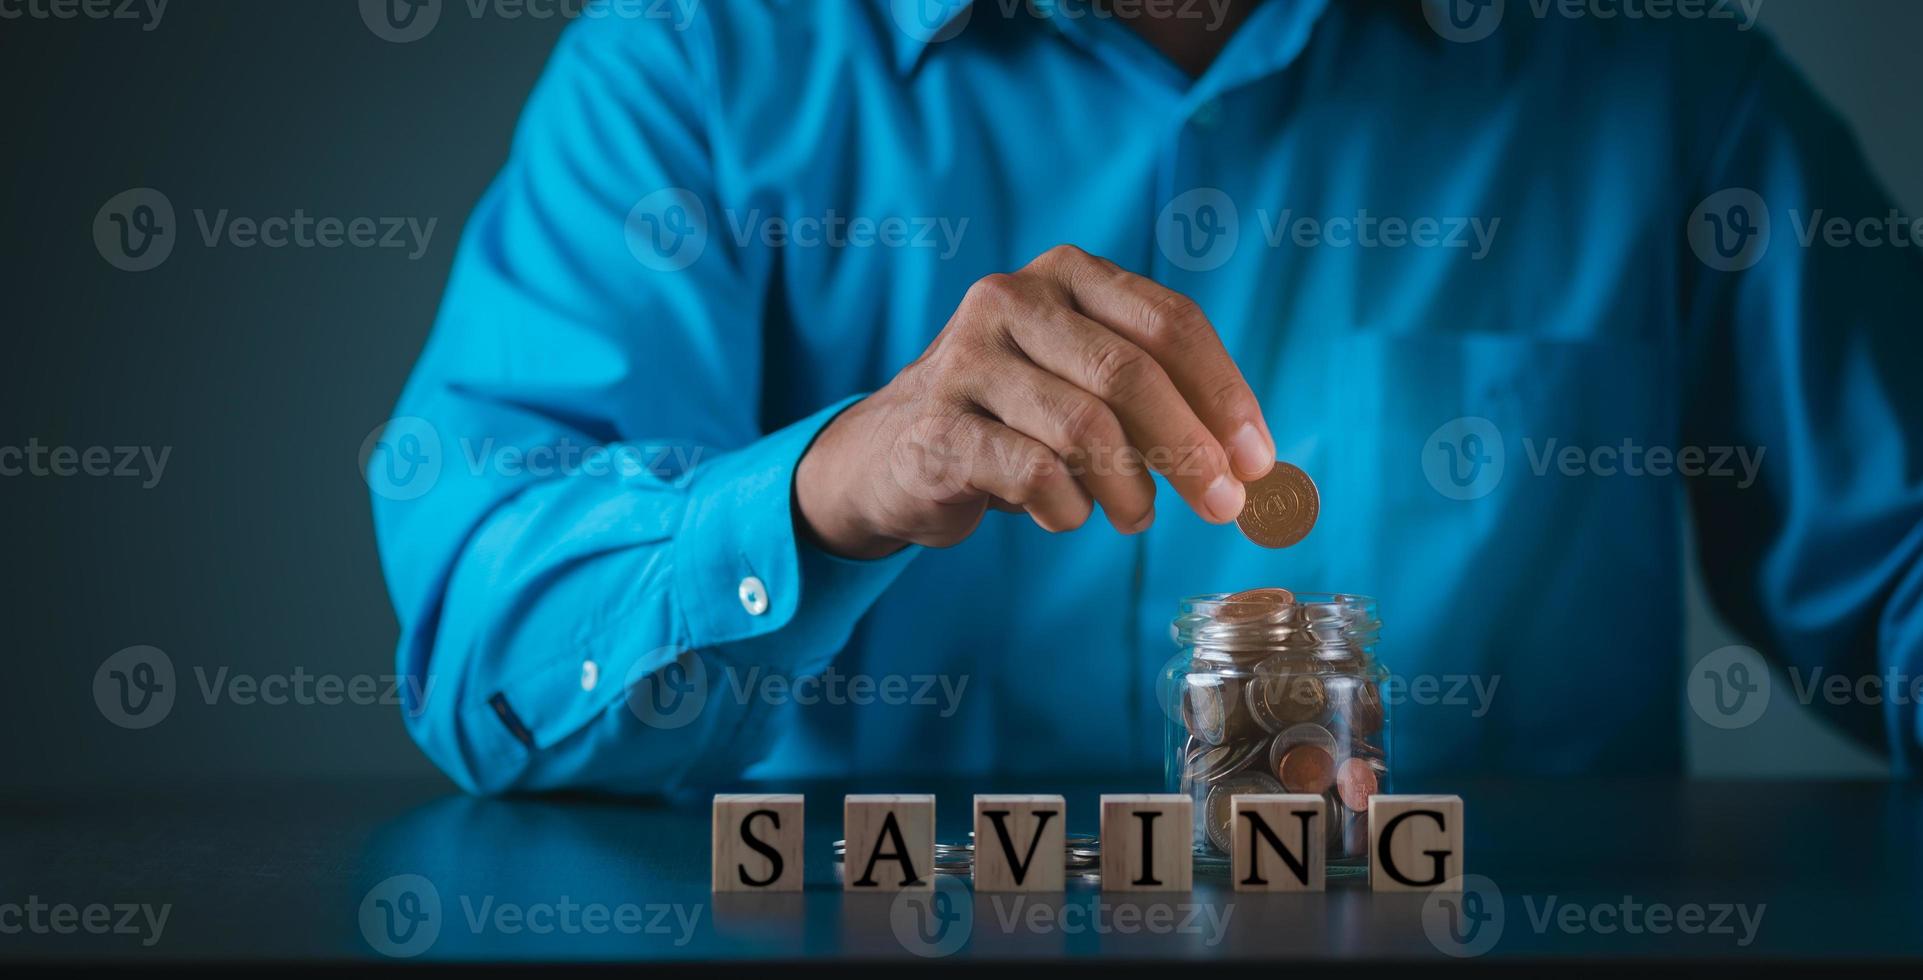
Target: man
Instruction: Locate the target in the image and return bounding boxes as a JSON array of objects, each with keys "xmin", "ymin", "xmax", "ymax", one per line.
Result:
[{"xmin": 372, "ymin": 0, "xmax": 1923, "ymax": 795}]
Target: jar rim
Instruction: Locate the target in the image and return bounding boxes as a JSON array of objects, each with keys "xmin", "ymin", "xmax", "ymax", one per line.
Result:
[
  {"xmin": 1171, "ymin": 592, "xmax": 1381, "ymax": 656},
  {"xmin": 1178, "ymin": 592, "xmax": 1377, "ymax": 616}
]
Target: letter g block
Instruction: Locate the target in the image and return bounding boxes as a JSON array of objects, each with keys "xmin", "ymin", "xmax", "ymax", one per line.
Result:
[{"xmin": 1368, "ymin": 794, "xmax": 1464, "ymax": 892}]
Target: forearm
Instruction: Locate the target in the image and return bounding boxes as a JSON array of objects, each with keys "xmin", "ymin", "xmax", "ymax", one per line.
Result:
[{"xmin": 378, "ymin": 398, "xmax": 918, "ymax": 795}]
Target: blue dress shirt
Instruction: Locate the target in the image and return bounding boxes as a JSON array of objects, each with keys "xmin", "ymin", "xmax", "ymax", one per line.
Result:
[{"xmin": 372, "ymin": 0, "xmax": 1923, "ymax": 794}]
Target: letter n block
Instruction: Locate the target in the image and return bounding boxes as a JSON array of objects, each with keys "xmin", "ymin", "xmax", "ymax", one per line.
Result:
[
  {"xmin": 844, "ymin": 794, "xmax": 935, "ymax": 890},
  {"xmin": 1368, "ymin": 794, "xmax": 1464, "ymax": 892},
  {"xmin": 1231, "ymin": 794, "xmax": 1325, "ymax": 891},
  {"xmin": 712, "ymin": 794, "xmax": 803, "ymax": 892},
  {"xmin": 1099, "ymin": 794, "xmax": 1191, "ymax": 891},
  {"xmin": 973, "ymin": 795, "xmax": 1065, "ymax": 891}
]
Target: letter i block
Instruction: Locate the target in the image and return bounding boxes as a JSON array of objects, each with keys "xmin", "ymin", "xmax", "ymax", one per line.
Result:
[
  {"xmin": 1099, "ymin": 794, "xmax": 1192, "ymax": 891},
  {"xmin": 1368, "ymin": 795, "xmax": 1464, "ymax": 892},
  {"xmin": 1231, "ymin": 794, "xmax": 1326, "ymax": 892},
  {"xmin": 712, "ymin": 794, "xmax": 804, "ymax": 892},
  {"xmin": 844, "ymin": 794, "xmax": 936, "ymax": 890},
  {"xmin": 973, "ymin": 795, "xmax": 1066, "ymax": 891}
]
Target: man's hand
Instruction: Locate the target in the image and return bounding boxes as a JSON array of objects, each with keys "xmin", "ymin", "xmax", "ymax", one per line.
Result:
[{"xmin": 796, "ymin": 245, "xmax": 1276, "ymax": 559}]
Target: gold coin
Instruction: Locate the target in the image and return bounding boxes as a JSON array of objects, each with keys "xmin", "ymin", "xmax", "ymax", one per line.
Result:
[{"xmin": 1236, "ymin": 461, "xmax": 1319, "ymax": 548}]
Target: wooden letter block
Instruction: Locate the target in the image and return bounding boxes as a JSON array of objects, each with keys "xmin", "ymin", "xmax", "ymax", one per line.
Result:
[
  {"xmin": 1368, "ymin": 794, "xmax": 1464, "ymax": 892},
  {"xmin": 712, "ymin": 794, "xmax": 803, "ymax": 892},
  {"xmin": 1099, "ymin": 794, "xmax": 1192, "ymax": 891},
  {"xmin": 844, "ymin": 794, "xmax": 935, "ymax": 891},
  {"xmin": 1230, "ymin": 794, "xmax": 1325, "ymax": 892},
  {"xmin": 972, "ymin": 795, "xmax": 1066, "ymax": 891}
]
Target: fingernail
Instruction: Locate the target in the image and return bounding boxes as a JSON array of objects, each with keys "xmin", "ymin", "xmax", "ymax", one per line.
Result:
[
  {"xmin": 1203, "ymin": 473, "xmax": 1245, "ymax": 524},
  {"xmin": 1228, "ymin": 422, "xmax": 1274, "ymax": 479},
  {"xmin": 1119, "ymin": 508, "xmax": 1155, "ymax": 534}
]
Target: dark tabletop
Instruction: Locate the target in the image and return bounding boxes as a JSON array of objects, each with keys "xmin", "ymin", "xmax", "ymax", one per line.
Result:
[{"xmin": 3, "ymin": 774, "xmax": 1920, "ymax": 965}]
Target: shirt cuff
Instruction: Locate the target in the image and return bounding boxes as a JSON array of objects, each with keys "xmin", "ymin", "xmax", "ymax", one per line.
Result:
[{"xmin": 671, "ymin": 395, "xmax": 918, "ymax": 664}]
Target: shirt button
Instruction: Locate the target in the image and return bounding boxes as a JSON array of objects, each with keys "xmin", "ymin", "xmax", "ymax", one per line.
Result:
[
  {"xmin": 579, "ymin": 660, "xmax": 599, "ymax": 692},
  {"xmin": 738, "ymin": 576, "xmax": 769, "ymax": 616},
  {"xmin": 1192, "ymin": 99, "xmax": 1222, "ymax": 128}
]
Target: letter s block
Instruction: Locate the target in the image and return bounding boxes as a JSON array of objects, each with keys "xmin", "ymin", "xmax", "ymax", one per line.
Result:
[
  {"xmin": 844, "ymin": 794, "xmax": 936, "ymax": 891},
  {"xmin": 1368, "ymin": 794, "xmax": 1464, "ymax": 892},
  {"xmin": 712, "ymin": 794, "xmax": 804, "ymax": 892}
]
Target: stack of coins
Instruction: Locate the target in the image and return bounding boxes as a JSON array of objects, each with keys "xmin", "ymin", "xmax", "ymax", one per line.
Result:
[
  {"xmin": 1175, "ymin": 587, "xmax": 1388, "ymax": 862},
  {"xmin": 829, "ymin": 834, "xmax": 1101, "ymax": 879}
]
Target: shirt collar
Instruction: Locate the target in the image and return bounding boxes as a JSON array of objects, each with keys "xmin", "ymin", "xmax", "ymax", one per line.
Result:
[{"xmin": 888, "ymin": 0, "xmax": 1336, "ymax": 85}]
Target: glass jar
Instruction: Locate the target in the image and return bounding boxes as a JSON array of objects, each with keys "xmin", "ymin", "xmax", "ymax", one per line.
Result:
[{"xmin": 1161, "ymin": 592, "xmax": 1389, "ymax": 871}]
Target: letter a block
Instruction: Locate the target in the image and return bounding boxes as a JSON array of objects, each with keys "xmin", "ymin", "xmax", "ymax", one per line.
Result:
[
  {"xmin": 1231, "ymin": 794, "xmax": 1326, "ymax": 892},
  {"xmin": 973, "ymin": 795, "xmax": 1066, "ymax": 891},
  {"xmin": 1368, "ymin": 795, "xmax": 1464, "ymax": 892},
  {"xmin": 1099, "ymin": 794, "xmax": 1191, "ymax": 891},
  {"xmin": 844, "ymin": 794, "xmax": 935, "ymax": 891},
  {"xmin": 712, "ymin": 794, "xmax": 803, "ymax": 892}
]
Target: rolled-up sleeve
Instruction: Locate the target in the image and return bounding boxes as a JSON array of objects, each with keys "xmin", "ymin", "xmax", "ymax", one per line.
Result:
[{"xmin": 370, "ymin": 14, "xmax": 915, "ymax": 795}]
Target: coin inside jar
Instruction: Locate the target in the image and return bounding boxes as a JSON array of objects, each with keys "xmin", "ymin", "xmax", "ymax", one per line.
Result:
[
  {"xmin": 1247, "ymin": 668, "xmax": 1328, "ymax": 731},
  {"xmin": 1180, "ymin": 678, "xmax": 1227, "ymax": 744},
  {"xmin": 1274, "ymin": 721, "xmax": 1338, "ymax": 755},
  {"xmin": 1182, "ymin": 738, "xmax": 1265, "ymax": 789},
  {"xmin": 1335, "ymin": 756, "xmax": 1378, "ymax": 812},
  {"xmin": 1276, "ymin": 743, "xmax": 1336, "ymax": 794},
  {"xmin": 1235, "ymin": 461, "xmax": 1319, "ymax": 549},
  {"xmin": 1181, "ymin": 672, "xmax": 1256, "ymax": 745},
  {"xmin": 1213, "ymin": 587, "xmax": 1296, "ymax": 625},
  {"xmin": 1205, "ymin": 773, "xmax": 1284, "ymax": 854},
  {"xmin": 1340, "ymin": 678, "xmax": 1384, "ymax": 737}
]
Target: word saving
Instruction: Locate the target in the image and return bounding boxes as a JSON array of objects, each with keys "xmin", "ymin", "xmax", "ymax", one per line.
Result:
[{"xmin": 712, "ymin": 793, "xmax": 1463, "ymax": 893}]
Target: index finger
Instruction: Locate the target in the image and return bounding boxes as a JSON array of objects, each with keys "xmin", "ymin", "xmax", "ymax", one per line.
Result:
[{"xmin": 1042, "ymin": 246, "xmax": 1277, "ymax": 481}]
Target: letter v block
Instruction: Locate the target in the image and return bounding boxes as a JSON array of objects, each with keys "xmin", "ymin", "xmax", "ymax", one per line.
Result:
[
  {"xmin": 1231, "ymin": 794, "xmax": 1326, "ymax": 891},
  {"xmin": 712, "ymin": 794, "xmax": 803, "ymax": 892},
  {"xmin": 1099, "ymin": 794, "xmax": 1191, "ymax": 891},
  {"xmin": 973, "ymin": 795, "xmax": 1065, "ymax": 891},
  {"xmin": 844, "ymin": 794, "xmax": 936, "ymax": 890},
  {"xmin": 1368, "ymin": 795, "xmax": 1464, "ymax": 892}
]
